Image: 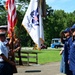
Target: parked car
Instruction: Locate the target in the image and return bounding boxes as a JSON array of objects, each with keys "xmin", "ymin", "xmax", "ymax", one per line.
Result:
[{"xmin": 50, "ymin": 38, "xmax": 63, "ymax": 48}]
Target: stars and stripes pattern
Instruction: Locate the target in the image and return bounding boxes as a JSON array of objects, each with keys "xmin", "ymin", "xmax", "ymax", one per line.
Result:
[{"xmin": 7, "ymin": 0, "xmax": 17, "ymax": 37}]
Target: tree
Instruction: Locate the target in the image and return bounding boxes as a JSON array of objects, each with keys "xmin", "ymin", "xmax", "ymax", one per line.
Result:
[
  {"xmin": 43, "ymin": 5, "xmax": 75, "ymax": 46},
  {"xmin": 0, "ymin": 4, "xmax": 7, "ymax": 25}
]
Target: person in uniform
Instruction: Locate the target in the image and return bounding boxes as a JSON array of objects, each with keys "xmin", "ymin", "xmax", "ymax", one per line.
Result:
[
  {"xmin": 69, "ymin": 24, "xmax": 75, "ymax": 75},
  {"xmin": 63, "ymin": 28, "xmax": 73, "ymax": 75},
  {"xmin": 0, "ymin": 32, "xmax": 15, "ymax": 75},
  {"xmin": 0, "ymin": 25, "xmax": 17, "ymax": 73},
  {"xmin": 60, "ymin": 28, "xmax": 73, "ymax": 75}
]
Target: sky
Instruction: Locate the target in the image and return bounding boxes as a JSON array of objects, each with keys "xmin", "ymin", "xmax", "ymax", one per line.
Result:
[
  {"xmin": 46, "ymin": 0, "xmax": 75, "ymax": 13},
  {"xmin": 0, "ymin": 0, "xmax": 5, "ymax": 5},
  {"xmin": 0, "ymin": 0, "xmax": 75, "ymax": 13}
]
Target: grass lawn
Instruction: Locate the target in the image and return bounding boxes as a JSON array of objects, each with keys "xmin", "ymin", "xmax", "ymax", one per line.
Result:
[
  {"xmin": 38, "ymin": 49, "xmax": 61, "ymax": 64},
  {"xmin": 16, "ymin": 48, "xmax": 62, "ymax": 65}
]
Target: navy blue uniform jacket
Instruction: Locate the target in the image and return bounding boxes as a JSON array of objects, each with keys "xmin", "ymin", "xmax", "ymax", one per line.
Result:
[
  {"xmin": 64, "ymin": 37, "xmax": 72, "ymax": 73},
  {"xmin": 69, "ymin": 39, "xmax": 75, "ymax": 71}
]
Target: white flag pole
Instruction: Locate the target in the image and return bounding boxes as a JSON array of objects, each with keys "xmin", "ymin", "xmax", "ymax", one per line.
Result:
[{"xmin": 39, "ymin": 0, "xmax": 44, "ymax": 45}]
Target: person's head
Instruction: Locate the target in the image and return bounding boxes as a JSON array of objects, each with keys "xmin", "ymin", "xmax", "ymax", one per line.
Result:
[
  {"xmin": 71, "ymin": 24, "xmax": 75, "ymax": 36},
  {"xmin": 0, "ymin": 32, "xmax": 6, "ymax": 42},
  {"xmin": 0, "ymin": 25, "xmax": 7, "ymax": 33},
  {"xmin": 63, "ymin": 28, "xmax": 71, "ymax": 38}
]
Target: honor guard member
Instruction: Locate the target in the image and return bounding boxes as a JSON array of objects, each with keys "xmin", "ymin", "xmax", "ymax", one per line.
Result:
[
  {"xmin": 62, "ymin": 28, "xmax": 72, "ymax": 75},
  {"xmin": 69, "ymin": 24, "xmax": 75, "ymax": 75},
  {"xmin": 0, "ymin": 25, "xmax": 17, "ymax": 74},
  {"xmin": 0, "ymin": 32, "xmax": 15, "ymax": 75}
]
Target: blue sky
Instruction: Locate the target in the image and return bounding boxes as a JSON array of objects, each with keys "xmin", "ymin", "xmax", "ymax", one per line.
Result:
[
  {"xmin": 0, "ymin": 0, "xmax": 5, "ymax": 4},
  {"xmin": 46, "ymin": 0, "xmax": 75, "ymax": 13},
  {"xmin": 1, "ymin": 0, "xmax": 75, "ymax": 13}
]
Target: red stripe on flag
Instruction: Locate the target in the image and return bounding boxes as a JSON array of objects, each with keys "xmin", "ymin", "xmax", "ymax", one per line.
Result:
[{"xmin": 7, "ymin": 0, "xmax": 17, "ymax": 38}]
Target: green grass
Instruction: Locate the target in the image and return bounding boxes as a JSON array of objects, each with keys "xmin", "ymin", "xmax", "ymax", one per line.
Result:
[
  {"xmin": 38, "ymin": 49, "xmax": 61, "ymax": 64},
  {"xmin": 16, "ymin": 48, "xmax": 61, "ymax": 64}
]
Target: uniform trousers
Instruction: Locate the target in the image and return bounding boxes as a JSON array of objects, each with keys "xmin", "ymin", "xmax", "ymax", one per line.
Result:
[{"xmin": 0, "ymin": 62, "xmax": 13, "ymax": 75}]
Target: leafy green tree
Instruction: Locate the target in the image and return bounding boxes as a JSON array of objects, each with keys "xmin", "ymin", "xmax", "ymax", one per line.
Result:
[
  {"xmin": 0, "ymin": 5, "xmax": 7, "ymax": 25},
  {"xmin": 43, "ymin": 5, "xmax": 75, "ymax": 46}
]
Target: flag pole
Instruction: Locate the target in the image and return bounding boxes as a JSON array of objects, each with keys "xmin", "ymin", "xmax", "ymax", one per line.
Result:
[
  {"xmin": 11, "ymin": 31, "xmax": 15, "ymax": 62},
  {"xmin": 11, "ymin": 4, "xmax": 14, "ymax": 62}
]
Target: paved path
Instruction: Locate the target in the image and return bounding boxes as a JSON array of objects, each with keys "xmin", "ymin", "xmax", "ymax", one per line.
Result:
[{"xmin": 13, "ymin": 62, "xmax": 65, "ymax": 75}]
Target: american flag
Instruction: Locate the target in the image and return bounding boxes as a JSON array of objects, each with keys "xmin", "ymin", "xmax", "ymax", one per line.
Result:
[{"xmin": 7, "ymin": 0, "xmax": 17, "ymax": 37}]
